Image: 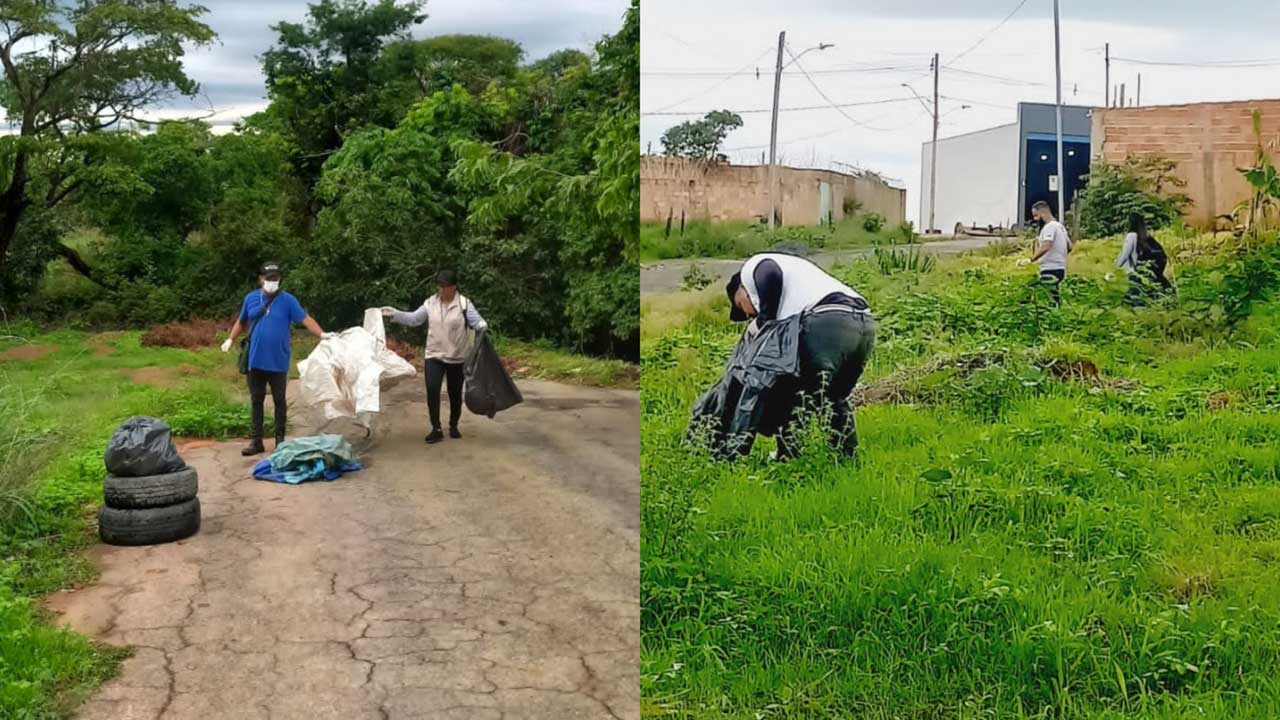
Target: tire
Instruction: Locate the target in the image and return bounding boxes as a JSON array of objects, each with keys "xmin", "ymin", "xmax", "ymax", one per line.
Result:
[
  {"xmin": 98, "ymin": 498, "xmax": 201, "ymax": 546},
  {"xmin": 103, "ymin": 466, "xmax": 198, "ymax": 509}
]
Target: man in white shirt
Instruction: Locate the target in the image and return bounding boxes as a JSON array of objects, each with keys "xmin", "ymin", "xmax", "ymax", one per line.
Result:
[
  {"xmin": 1028, "ymin": 200, "xmax": 1070, "ymax": 306},
  {"xmin": 725, "ymin": 252, "xmax": 875, "ymax": 459}
]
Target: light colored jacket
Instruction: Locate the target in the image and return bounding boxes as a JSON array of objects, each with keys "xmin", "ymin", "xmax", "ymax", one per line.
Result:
[
  {"xmin": 1116, "ymin": 232, "xmax": 1138, "ymax": 272},
  {"xmin": 390, "ymin": 293, "xmax": 488, "ymax": 364}
]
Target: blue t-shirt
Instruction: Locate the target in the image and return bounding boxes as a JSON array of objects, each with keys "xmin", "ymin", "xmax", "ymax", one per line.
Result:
[{"xmin": 239, "ymin": 290, "xmax": 307, "ymax": 373}]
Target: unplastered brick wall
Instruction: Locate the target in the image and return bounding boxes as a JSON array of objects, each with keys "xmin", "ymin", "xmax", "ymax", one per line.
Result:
[
  {"xmin": 640, "ymin": 156, "xmax": 906, "ymax": 227},
  {"xmin": 1091, "ymin": 98, "xmax": 1280, "ymax": 227}
]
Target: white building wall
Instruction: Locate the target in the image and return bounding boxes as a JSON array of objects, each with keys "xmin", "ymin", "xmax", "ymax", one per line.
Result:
[{"xmin": 919, "ymin": 122, "xmax": 1020, "ymax": 234}]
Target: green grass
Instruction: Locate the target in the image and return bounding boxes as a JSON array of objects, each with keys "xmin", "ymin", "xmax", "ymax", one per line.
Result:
[
  {"xmin": 0, "ymin": 328, "xmax": 259, "ymax": 719},
  {"xmin": 641, "ymin": 231, "xmax": 1280, "ymax": 718},
  {"xmin": 641, "ymin": 218, "xmax": 909, "ymax": 263},
  {"xmin": 495, "ymin": 336, "xmax": 639, "ymax": 389}
]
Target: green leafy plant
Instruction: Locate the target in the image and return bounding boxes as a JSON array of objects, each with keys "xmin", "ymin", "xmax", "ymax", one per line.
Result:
[
  {"xmin": 1235, "ymin": 110, "xmax": 1280, "ymax": 239},
  {"xmin": 862, "ymin": 211, "xmax": 886, "ymax": 233},
  {"xmin": 1076, "ymin": 155, "xmax": 1192, "ymax": 238},
  {"xmin": 681, "ymin": 263, "xmax": 713, "ymax": 292}
]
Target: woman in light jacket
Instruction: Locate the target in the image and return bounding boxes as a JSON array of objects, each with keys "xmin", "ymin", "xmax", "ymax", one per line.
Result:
[
  {"xmin": 1115, "ymin": 212, "xmax": 1172, "ymax": 306},
  {"xmin": 382, "ymin": 270, "xmax": 488, "ymax": 444}
]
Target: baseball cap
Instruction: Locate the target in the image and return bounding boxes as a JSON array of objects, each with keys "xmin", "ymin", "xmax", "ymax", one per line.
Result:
[
  {"xmin": 725, "ymin": 272, "xmax": 747, "ymax": 322},
  {"xmin": 259, "ymin": 262, "xmax": 283, "ymax": 278}
]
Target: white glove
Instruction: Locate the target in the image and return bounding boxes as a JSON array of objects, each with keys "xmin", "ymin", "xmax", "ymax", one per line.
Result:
[
  {"xmin": 380, "ymin": 307, "xmax": 396, "ymax": 317},
  {"xmin": 1016, "ymin": 258, "xmax": 1031, "ymax": 267},
  {"xmin": 220, "ymin": 338, "xmax": 232, "ymax": 353}
]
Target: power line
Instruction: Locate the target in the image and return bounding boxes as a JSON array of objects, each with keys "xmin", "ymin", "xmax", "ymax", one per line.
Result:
[
  {"xmin": 641, "ymin": 96, "xmax": 916, "ymax": 117},
  {"xmin": 939, "ymin": 94, "xmax": 1018, "ymax": 110},
  {"xmin": 642, "ymin": 64, "xmax": 923, "ymax": 78},
  {"xmin": 784, "ymin": 44, "xmax": 898, "ymax": 131},
  {"xmin": 945, "ymin": 0, "xmax": 1032, "ymax": 68},
  {"xmin": 648, "ymin": 47, "xmax": 774, "ymax": 114},
  {"xmin": 946, "ymin": 67, "xmax": 1048, "ymax": 87},
  {"xmin": 1110, "ymin": 55, "xmax": 1280, "ymax": 68}
]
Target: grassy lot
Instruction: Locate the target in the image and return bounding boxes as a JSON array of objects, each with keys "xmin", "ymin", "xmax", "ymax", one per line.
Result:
[
  {"xmin": 641, "ymin": 231, "xmax": 1280, "ymax": 718},
  {"xmin": 0, "ymin": 321, "xmax": 633, "ymax": 718},
  {"xmin": 641, "ymin": 217, "xmax": 914, "ymax": 264}
]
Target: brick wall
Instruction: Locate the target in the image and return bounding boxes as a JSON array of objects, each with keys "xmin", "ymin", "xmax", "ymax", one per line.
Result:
[
  {"xmin": 1091, "ymin": 99, "xmax": 1280, "ymax": 227},
  {"xmin": 639, "ymin": 156, "xmax": 906, "ymax": 227}
]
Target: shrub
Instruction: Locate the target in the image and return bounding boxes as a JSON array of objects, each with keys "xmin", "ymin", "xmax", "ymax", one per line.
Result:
[
  {"xmin": 1076, "ymin": 155, "xmax": 1191, "ymax": 238},
  {"xmin": 862, "ymin": 212, "xmax": 886, "ymax": 233}
]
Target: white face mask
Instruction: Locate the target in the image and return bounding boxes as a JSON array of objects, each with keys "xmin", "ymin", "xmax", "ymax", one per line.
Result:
[{"xmin": 262, "ymin": 280, "xmax": 280, "ymax": 294}]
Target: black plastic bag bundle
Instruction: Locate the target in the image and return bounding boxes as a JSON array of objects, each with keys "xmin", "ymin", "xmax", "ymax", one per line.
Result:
[
  {"xmin": 463, "ymin": 331, "xmax": 523, "ymax": 418},
  {"xmin": 104, "ymin": 416, "xmax": 185, "ymax": 477}
]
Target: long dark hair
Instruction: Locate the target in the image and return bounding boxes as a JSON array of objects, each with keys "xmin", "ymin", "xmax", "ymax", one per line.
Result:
[{"xmin": 1127, "ymin": 212, "xmax": 1151, "ymax": 244}]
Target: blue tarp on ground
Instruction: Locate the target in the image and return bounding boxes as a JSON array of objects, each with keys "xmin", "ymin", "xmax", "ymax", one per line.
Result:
[{"xmin": 252, "ymin": 434, "xmax": 363, "ymax": 484}]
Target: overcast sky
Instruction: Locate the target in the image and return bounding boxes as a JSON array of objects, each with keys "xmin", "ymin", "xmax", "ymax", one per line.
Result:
[
  {"xmin": 153, "ymin": 0, "xmax": 629, "ymax": 127},
  {"xmin": 641, "ymin": 0, "xmax": 1280, "ymax": 225}
]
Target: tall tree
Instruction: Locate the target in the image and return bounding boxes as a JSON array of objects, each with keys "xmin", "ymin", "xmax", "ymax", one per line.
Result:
[
  {"xmin": 256, "ymin": 0, "xmax": 426, "ymax": 207},
  {"xmin": 450, "ymin": 0, "xmax": 640, "ymax": 357},
  {"xmin": 660, "ymin": 110, "xmax": 743, "ymax": 161},
  {"xmin": 0, "ymin": 0, "xmax": 214, "ymax": 279},
  {"xmin": 381, "ymin": 34, "xmax": 523, "ymax": 101}
]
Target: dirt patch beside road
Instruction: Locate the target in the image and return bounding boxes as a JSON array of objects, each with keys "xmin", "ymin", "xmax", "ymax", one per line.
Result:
[
  {"xmin": 0, "ymin": 343, "xmax": 58, "ymax": 361},
  {"xmin": 47, "ymin": 378, "xmax": 639, "ymax": 720},
  {"xmin": 123, "ymin": 364, "xmax": 202, "ymax": 388}
]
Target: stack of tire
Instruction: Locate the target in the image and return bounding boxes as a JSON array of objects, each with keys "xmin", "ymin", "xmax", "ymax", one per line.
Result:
[{"xmin": 98, "ymin": 416, "xmax": 201, "ymax": 546}]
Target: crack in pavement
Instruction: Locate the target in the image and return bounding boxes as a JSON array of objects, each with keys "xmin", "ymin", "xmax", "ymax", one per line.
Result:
[{"xmin": 46, "ymin": 378, "xmax": 638, "ymax": 720}]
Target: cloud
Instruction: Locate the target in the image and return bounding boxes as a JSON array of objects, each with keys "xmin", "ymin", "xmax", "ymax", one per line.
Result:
[{"xmin": 160, "ymin": 0, "xmax": 629, "ymax": 121}]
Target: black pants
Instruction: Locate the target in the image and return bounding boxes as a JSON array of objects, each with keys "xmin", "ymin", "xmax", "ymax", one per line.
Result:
[
  {"xmin": 1125, "ymin": 264, "xmax": 1174, "ymax": 306},
  {"xmin": 1039, "ymin": 268, "xmax": 1065, "ymax": 307},
  {"xmin": 247, "ymin": 369, "xmax": 288, "ymax": 443},
  {"xmin": 774, "ymin": 309, "xmax": 876, "ymax": 458},
  {"xmin": 425, "ymin": 359, "xmax": 464, "ymax": 431}
]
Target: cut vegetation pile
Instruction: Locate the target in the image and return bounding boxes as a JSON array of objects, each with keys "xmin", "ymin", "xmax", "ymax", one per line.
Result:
[
  {"xmin": 641, "ymin": 231, "xmax": 1280, "ymax": 718},
  {"xmin": 140, "ymin": 318, "xmax": 225, "ymax": 350}
]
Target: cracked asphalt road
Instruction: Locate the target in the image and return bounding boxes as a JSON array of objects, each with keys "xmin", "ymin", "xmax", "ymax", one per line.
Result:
[{"xmin": 46, "ymin": 378, "xmax": 639, "ymax": 720}]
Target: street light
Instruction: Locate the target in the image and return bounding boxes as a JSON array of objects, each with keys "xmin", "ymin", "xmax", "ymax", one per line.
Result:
[
  {"xmin": 766, "ymin": 39, "xmax": 833, "ymax": 227},
  {"xmin": 902, "ymin": 83, "xmax": 933, "ymax": 116}
]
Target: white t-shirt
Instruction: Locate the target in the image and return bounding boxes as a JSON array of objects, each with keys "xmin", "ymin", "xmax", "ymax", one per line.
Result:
[
  {"xmin": 1036, "ymin": 220, "xmax": 1070, "ymax": 272},
  {"xmin": 739, "ymin": 252, "xmax": 865, "ymax": 321}
]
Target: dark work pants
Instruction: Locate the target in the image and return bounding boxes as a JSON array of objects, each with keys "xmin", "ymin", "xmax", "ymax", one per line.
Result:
[
  {"xmin": 247, "ymin": 369, "xmax": 288, "ymax": 443},
  {"xmin": 774, "ymin": 309, "xmax": 876, "ymax": 458},
  {"xmin": 1125, "ymin": 264, "xmax": 1174, "ymax": 306},
  {"xmin": 1039, "ymin": 268, "xmax": 1065, "ymax": 307},
  {"xmin": 425, "ymin": 359, "xmax": 464, "ymax": 430}
]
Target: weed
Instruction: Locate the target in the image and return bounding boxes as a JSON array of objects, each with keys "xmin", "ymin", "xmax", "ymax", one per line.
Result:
[{"xmin": 642, "ymin": 230, "xmax": 1280, "ymax": 717}]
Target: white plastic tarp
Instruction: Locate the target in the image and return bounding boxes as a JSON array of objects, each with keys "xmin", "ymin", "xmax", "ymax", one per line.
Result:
[{"xmin": 297, "ymin": 308, "xmax": 417, "ymax": 428}]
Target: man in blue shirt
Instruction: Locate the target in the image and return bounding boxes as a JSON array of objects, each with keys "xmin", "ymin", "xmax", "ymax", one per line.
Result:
[{"xmin": 221, "ymin": 263, "xmax": 328, "ymax": 456}]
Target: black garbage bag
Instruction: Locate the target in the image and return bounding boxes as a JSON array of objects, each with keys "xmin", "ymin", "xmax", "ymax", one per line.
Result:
[
  {"xmin": 463, "ymin": 331, "xmax": 523, "ymax": 418},
  {"xmin": 687, "ymin": 314, "xmax": 803, "ymax": 459},
  {"xmin": 104, "ymin": 416, "xmax": 185, "ymax": 477}
]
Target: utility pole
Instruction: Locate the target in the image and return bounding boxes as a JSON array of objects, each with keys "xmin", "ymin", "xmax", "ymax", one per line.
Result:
[
  {"xmin": 767, "ymin": 31, "xmax": 786, "ymax": 228},
  {"xmin": 1137, "ymin": 73, "xmax": 1141, "ymax": 106},
  {"xmin": 1120, "ymin": 83, "xmax": 1125, "ymax": 107},
  {"xmin": 929, "ymin": 52, "xmax": 940, "ymax": 234},
  {"xmin": 1053, "ymin": 0, "xmax": 1065, "ymax": 219},
  {"xmin": 1104, "ymin": 42, "xmax": 1110, "ymax": 107}
]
